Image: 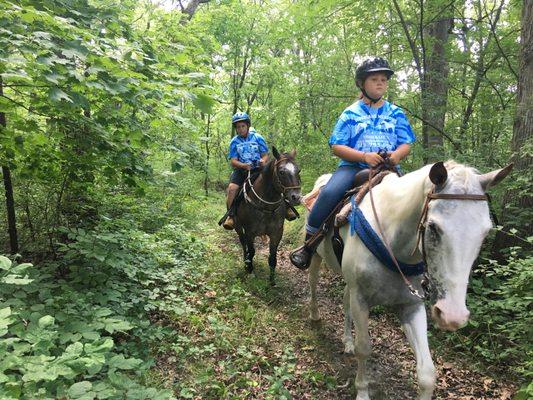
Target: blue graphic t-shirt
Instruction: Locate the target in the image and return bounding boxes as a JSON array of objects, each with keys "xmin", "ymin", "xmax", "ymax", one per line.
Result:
[
  {"xmin": 329, "ymin": 100, "xmax": 415, "ymax": 168},
  {"xmin": 228, "ymin": 131, "xmax": 269, "ymax": 166}
]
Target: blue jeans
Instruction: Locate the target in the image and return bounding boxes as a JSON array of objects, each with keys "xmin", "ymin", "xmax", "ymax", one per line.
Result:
[{"xmin": 306, "ymin": 165, "xmax": 362, "ymax": 234}]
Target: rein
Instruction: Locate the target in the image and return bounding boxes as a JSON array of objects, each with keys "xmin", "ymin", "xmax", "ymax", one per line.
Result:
[
  {"xmin": 366, "ymin": 167, "xmax": 488, "ymax": 299},
  {"xmin": 243, "ymin": 157, "xmax": 301, "ymax": 212}
]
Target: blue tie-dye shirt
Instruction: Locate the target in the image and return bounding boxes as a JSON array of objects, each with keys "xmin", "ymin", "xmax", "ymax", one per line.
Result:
[
  {"xmin": 329, "ymin": 100, "xmax": 415, "ymax": 168},
  {"xmin": 228, "ymin": 131, "xmax": 269, "ymax": 166}
]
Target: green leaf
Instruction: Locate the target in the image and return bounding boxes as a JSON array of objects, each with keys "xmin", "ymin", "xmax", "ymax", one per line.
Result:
[
  {"xmin": 84, "ymin": 338, "xmax": 114, "ymax": 354},
  {"xmin": 49, "ymin": 88, "xmax": 72, "ymax": 103},
  {"xmin": 108, "ymin": 354, "xmax": 142, "ymax": 371},
  {"xmin": 0, "ymin": 256, "xmax": 11, "ymax": 270},
  {"xmin": 1, "ymin": 275, "xmax": 33, "ymax": 285},
  {"xmin": 103, "ymin": 318, "xmax": 132, "ymax": 334},
  {"xmin": 38, "ymin": 315, "xmax": 54, "ymax": 328},
  {"xmin": 68, "ymin": 381, "xmax": 94, "ymax": 399},
  {"xmin": 192, "ymin": 93, "xmax": 214, "ymax": 114}
]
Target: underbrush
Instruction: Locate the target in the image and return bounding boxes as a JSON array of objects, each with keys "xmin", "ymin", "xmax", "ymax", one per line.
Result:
[
  {"xmin": 430, "ymin": 249, "xmax": 532, "ymax": 397},
  {"xmin": 0, "ymin": 171, "xmax": 207, "ymax": 399}
]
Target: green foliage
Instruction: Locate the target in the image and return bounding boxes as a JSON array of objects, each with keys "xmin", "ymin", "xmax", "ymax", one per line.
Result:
[
  {"xmin": 433, "ymin": 253, "xmax": 533, "ymax": 385},
  {"xmin": 0, "ymin": 0, "xmax": 528, "ymax": 397},
  {"xmin": 0, "ymin": 182, "xmax": 209, "ymax": 399}
]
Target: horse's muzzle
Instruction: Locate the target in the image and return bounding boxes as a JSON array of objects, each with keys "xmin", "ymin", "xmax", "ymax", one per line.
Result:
[
  {"xmin": 287, "ymin": 192, "xmax": 302, "ymax": 206},
  {"xmin": 431, "ymin": 301, "xmax": 470, "ymax": 331}
]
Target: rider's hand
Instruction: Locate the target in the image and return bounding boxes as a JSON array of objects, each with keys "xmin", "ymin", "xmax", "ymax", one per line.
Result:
[
  {"xmin": 387, "ymin": 151, "xmax": 400, "ymax": 165},
  {"xmin": 243, "ymin": 163, "xmax": 252, "ymax": 171},
  {"xmin": 363, "ymin": 152, "xmax": 384, "ymax": 167}
]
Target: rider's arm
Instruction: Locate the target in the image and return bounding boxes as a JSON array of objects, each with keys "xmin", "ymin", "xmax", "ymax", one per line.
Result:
[
  {"xmin": 231, "ymin": 157, "xmax": 251, "ymax": 170},
  {"xmin": 389, "ymin": 144, "xmax": 411, "ymax": 165},
  {"xmin": 259, "ymin": 152, "xmax": 269, "ymax": 166},
  {"xmin": 331, "ymin": 145, "xmax": 383, "ymax": 167}
]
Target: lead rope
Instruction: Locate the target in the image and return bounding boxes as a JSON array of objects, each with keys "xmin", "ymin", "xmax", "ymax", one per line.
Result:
[{"xmin": 367, "ymin": 168, "xmax": 425, "ymax": 299}]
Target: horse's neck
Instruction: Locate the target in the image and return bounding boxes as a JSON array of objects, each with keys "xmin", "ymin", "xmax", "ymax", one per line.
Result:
[
  {"xmin": 370, "ymin": 168, "xmax": 431, "ymax": 262},
  {"xmin": 253, "ymin": 170, "xmax": 281, "ymax": 202}
]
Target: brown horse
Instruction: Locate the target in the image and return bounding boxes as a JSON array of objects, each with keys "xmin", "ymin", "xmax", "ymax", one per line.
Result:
[{"xmin": 234, "ymin": 147, "xmax": 302, "ymax": 284}]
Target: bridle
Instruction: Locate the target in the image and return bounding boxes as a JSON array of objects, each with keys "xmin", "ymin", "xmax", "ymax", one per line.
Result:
[
  {"xmin": 243, "ymin": 157, "xmax": 301, "ymax": 212},
  {"xmin": 367, "ymin": 167, "xmax": 488, "ymax": 300}
]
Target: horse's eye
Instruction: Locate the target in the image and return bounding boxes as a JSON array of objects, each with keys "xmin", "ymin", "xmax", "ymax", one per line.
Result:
[
  {"xmin": 280, "ymin": 170, "xmax": 285, "ymax": 175},
  {"xmin": 427, "ymin": 221, "xmax": 442, "ymax": 240}
]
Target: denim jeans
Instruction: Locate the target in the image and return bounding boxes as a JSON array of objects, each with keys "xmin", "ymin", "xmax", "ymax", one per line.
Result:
[{"xmin": 306, "ymin": 165, "xmax": 362, "ymax": 234}]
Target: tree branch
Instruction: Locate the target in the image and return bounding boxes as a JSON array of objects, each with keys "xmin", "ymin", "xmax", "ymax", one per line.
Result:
[{"xmin": 391, "ymin": 0, "xmax": 423, "ymax": 80}]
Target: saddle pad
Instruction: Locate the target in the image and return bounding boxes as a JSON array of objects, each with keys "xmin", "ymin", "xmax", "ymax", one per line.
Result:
[{"xmin": 302, "ymin": 174, "xmax": 332, "ymax": 211}]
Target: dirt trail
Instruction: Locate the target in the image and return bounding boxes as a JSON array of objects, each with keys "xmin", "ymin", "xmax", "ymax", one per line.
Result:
[{"xmin": 241, "ymin": 237, "xmax": 517, "ymax": 399}]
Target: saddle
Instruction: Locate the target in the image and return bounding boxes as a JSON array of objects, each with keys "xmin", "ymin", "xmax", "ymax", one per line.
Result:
[
  {"xmin": 217, "ymin": 171, "xmax": 262, "ymax": 227},
  {"xmin": 305, "ymin": 158, "xmax": 400, "ymax": 265}
]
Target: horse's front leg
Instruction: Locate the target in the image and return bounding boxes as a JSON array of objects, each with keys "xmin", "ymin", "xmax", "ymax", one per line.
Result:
[
  {"xmin": 268, "ymin": 232, "xmax": 282, "ymax": 285},
  {"xmin": 396, "ymin": 302, "xmax": 436, "ymax": 400},
  {"xmin": 245, "ymin": 235, "xmax": 255, "ymax": 274},
  {"xmin": 349, "ymin": 287, "xmax": 371, "ymax": 400},
  {"xmin": 236, "ymin": 227, "xmax": 248, "ymax": 263},
  {"xmin": 308, "ymin": 253, "xmax": 322, "ymax": 320}
]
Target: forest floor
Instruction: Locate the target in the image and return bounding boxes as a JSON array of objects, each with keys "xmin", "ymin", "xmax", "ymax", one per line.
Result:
[{"xmin": 154, "ymin": 193, "xmax": 518, "ymax": 399}]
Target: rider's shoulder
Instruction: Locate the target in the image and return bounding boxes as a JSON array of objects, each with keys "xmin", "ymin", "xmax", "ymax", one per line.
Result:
[
  {"xmin": 339, "ymin": 100, "xmax": 365, "ymax": 118},
  {"xmin": 229, "ymin": 134, "xmax": 243, "ymax": 145},
  {"xmin": 250, "ymin": 131, "xmax": 266, "ymax": 141},
  {"xmin": 386, "ymin": 101, "xmax": 406, "ymax": 115}
]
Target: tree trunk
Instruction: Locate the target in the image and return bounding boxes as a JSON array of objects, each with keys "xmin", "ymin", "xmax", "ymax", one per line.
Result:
[
  {"xmin": 181, "ymin": 0, "xmax": 210, "ymax": 21},
  {"xmin": 493, "ymin": 0, "xmax": 533, "ymax": 253},
  {"xmin": 421, "ymin": 14, "xmax": 453, "ymax": 162},
  {"xmin": 392, "ymin": 0, "xmax": 453, "ymax": 162},
  {"xmin": 0, "ymin": 76, "xmax": 19, "ymax": 254},
  {"xmin": 204, "ymin": 114, "xmax": 211, "ymax": 197}
]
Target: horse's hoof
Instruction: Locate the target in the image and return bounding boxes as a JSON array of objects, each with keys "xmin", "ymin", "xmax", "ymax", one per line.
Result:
[
  {"xmin": 344, "ymin": 343, "xmax": 355, "ymax": 354},
  {"xmin": 309, "ymin": 312, "xmax": 321, "ymax": 321}
]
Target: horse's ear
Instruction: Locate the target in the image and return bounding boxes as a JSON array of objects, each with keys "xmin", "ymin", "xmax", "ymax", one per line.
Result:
[
  {"xmin": 289, "ymin": 149, "xmax": 296, "ymax": 159},
  {"xmin": 429, "ymin": 162, "xmax": 448, "ymax": 187},
  {"xmin": 272, "ymin": 146, "xmax": 281, "ymax": 160},
  {"xmin": 478, "ymin": 163, "xmax": 513, "ymax": 191}
]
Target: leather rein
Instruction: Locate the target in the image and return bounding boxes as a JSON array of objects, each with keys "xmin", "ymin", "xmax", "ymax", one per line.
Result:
[
  {"xmin": 243, "ymin": 157, "xmax": 301, "ymax": 212},
  {"xmin": 367, "ymin": 168, "xmax": 488, "ymax": 299}
]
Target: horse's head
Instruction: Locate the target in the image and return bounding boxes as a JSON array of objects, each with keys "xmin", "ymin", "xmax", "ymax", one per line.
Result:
[
  {"xmin": 271, "ymin": 146, "xmax": 302, "ymax": 206},
  {"xmin": 424, "ymin": 161, "xmax": 513, "ymax": 331}
]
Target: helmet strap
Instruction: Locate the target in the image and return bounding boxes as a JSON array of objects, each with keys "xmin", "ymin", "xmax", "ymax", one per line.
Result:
[{"xmin": 361, "ymin": 87, "xmax": 382, "ymax": 104}]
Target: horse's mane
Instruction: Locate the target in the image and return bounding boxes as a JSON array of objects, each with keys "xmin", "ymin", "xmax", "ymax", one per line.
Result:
[
  {"xmin": 443, "ymin": 160, "xmax": 481, "ymax": 193},
  {"xmin": 380, "ymin": 160, "xmax": 482, "ymax": 197},
  {"xmin": 262, "ymin": 152, "xmax": 296, "ymax": 174}
]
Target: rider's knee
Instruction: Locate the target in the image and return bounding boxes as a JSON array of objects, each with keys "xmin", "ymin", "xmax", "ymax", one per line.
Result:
[{"xmin": 228, "ymin": 183, "xmax": 239, "ymax": 193}]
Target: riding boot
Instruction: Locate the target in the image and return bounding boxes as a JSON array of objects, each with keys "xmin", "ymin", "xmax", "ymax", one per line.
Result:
[
  {"xmin": 289, "ymin": 231, "xmax": 323, "ymax": 270},
  {"xmin": 221, "ymin": 186, "xmax": 241, "ymax": 230},
  {"xmin": 222, "ymin": 214, "xmax": 235, "ymax": 230},
  {"xmin": 219, "ymin": 188, "xmax": 244, "ymax": 231}
]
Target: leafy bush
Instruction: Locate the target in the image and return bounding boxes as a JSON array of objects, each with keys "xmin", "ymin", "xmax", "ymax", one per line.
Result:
[
  {"xmin": 0, "ymin": 209, "xmax": 205, "ymax": 399},
  {"xmin": 435, "ymin": 252, "xmax": 532, "ymax": 390}
]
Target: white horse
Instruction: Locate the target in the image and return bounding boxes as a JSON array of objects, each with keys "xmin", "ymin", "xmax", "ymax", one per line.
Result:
[{"xmin": 306, "ymin": 161, "xmax": 512, "ymax": 400}]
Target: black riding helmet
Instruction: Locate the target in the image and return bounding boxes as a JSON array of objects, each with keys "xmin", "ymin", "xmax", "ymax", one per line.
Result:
[{"xmin": 355, "ymin": 58, "xmax": 395, "ymax": 103}]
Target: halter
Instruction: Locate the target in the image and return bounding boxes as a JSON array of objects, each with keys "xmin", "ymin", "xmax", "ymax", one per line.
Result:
[
  {"xmin": 243, "ymin": 157, "xmax": 301, "ymax": 212},
  {"xmin": 367, "ymin": 169, "xmax": 488, "ymax": 300},
  {"xmin": 411, "ymin": 187, "xmax": 488, "ymax": 266}
]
